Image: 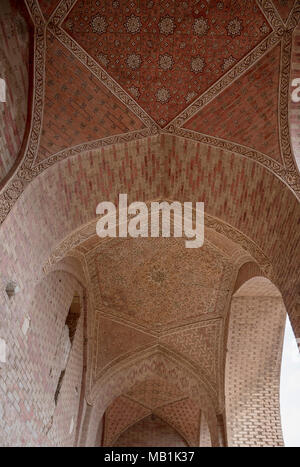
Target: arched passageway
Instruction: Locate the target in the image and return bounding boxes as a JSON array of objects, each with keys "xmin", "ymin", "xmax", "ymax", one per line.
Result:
[{"xmin": 0, "ymin": 0, "xmax": 299, "ymax": 448}]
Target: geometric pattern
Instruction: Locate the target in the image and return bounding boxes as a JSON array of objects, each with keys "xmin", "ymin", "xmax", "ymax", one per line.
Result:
[
  {"xmin": 161, "ymin": 320, "xmax": 221, "ymax": 387},
  {"xmin": 89, "ymin": 351, "xmax": 213, "ymax": 416},
  {"xmin": 103, "ymin": 393, "xmax": 202, "ymax": 446},
  {"xmin": 38, "ymin": 33, "xmax": 145, "ymax": 162},
  {"xmin": 95, "ymin": 237, "xmax": 228, "ymax": 331},
  {"xmin": 113, "ymin": 414, "xmax": 187, "ymax": 447},
  {"xmin": 63, "ymin": 0, "xmax": 271, "ymax": 126},
  {"xmin": 185, "ymin": 44, "xmax": 282, "ymax": 162},
  {"xmin": 154, "ymin": 398, "xmax": 201, "ymax": 447},
  {"xmin": 1, "ymin": 0, "xmax": 300, "ymax": 228},
  {"xmin": 97, "ymin": 317, "xmax": 156, "ymax": 371},
  {"xmin": 125, "ymin": 377, "xmax": 185, "ymax": 410},
  {"xmin": 103, "ymin": 395, "xmax": 151, "ymax": 446},
  {"xmin": 0, "ymin": 0, "xmax": 299, "ymax": 449}
]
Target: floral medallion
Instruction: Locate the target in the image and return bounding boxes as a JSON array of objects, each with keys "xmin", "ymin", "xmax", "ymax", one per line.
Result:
[
  {"xmin": 226, "ymin": 17, "xmax": 243, "ymax": 37},
  {"xmin": 191, "ymin": 56, "xmax": 205, "ymax": 73},
  {"xmin": 193, "ymin": 17, "xmax": 209, "ymax": 37},
  {"xmin": 156, "ymin": 87, "xmax": 171, "ymax": 104},
  {"xmin": 125, "ymin": 15, "xmax": 142, "ymax": 34},
  {"xmin": 158, "ymin": 16, "xmax": 176, "ymax": 36},
  {"xmin": 159, "ymin": 54, "xmax": 174, "ymax": 71},
  {"xmin": 126, "ymin": 54, "xmax": 142, "ymax": 70},
  {"xmin": 91, "ymin": 15, "xmax": 107, "ymax": 35}
]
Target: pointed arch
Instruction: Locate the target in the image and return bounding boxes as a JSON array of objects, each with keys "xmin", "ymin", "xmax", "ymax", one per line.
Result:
[{"xmin": 225, "ymin": 272, "xmax": 286, "ymax": 447}]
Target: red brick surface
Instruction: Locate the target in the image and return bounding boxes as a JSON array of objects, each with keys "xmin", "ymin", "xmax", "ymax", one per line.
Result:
[
  {"xmin": 226, "ymin": 278, "xmax": 286, "ymax": 447},
  {"xmin": 114, "ymin": 415, "xmax": 187, "ymax": 447},
  {"xmin": 185, "ymin": 44, "xmax": 282, "ymax": 162},
  {"xmin": 0, "ymin": 134, "xmax": 298, "ymax": 445},
  {"xmin": 38, "ymin": 33, "xmax": 145, "ymax": 162},
  {"xmin": 63, "ymin": 0, "xmax": 270, "ymax": 126},
  {"xmin": 0, "ymin": 267, "xmax": 84, "ymax": 446},
  {"xmin": 0, "ymin": 0, "xmax": 30, "ymax": 181},
  {"xmin": 38, "ymin": 0, "xmax": 61, "ymax": 21},
  {"xmin": 273, "ymin": 0, "xmax": 296, "ymax": 22}
]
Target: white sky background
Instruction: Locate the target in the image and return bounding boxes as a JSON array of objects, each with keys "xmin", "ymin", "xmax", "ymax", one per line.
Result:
[{"xmin": 280, "ymin": 317, "xmax": 300, "ymax": 447}]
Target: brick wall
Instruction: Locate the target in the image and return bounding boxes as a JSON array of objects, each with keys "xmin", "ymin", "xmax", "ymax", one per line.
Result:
[
  {"xmin": 114, "ymin": 415, "xmax": 187, "ymax": 447},
  {"xmin": 0, "ymin": 268, "xmax": 84, "ymax": 446},
  {"xmin": 225, "ymin": 293, "xmax": 286, "ymax": 447},
  {"xmin": 1, "ymin": 135, "xmax": 298, "ymax": 313},
  {"xmin": 0, "ymin": 0, "xmax": 30, "ymax": 182}
]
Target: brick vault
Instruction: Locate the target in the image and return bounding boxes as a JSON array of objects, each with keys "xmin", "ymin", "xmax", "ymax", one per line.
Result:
[{"xmin": 0, "ymin": 0, "xmax": 299, "ymax": 447}]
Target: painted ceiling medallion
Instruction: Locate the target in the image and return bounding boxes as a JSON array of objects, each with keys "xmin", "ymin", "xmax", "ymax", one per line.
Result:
[
  {"xmin": 193, "ymin": 17, "xmax": 210, "ymax": 36},
  {"xmin": 226, "ymin": 17, "xmax": 243, "ymax": 37},
  {"xmin": 125, "ymin": 14, "xmax": 142, "ymax": 34},
  {"xmin": 191, "ymin": 56, "xmax": 205, "ymax": 74},
  {"xmin": 149, "ymin": 267, "xmax": 166, "ymax": 285},
  {"xmin": 62, "ymin": 0, "xmax": 271, "ymax": 127},
  {"xmin": 91, "ymin": 15, "xmax": 107, "ymax": 34},
  {"xmin": 158, "ymin": 16, "xmax": 176, "ymax": 36}
]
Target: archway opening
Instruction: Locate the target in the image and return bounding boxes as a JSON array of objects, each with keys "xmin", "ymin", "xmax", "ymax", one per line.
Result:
[
  {"xmin": 113, "ymin": 414, "xmax": 188, "ymax": 448},
  {"xmin": 54, "ymin": 292, "xmax": 81, "ymax": 406},
  {"xmin": 280, "ymin": 316, "xmax": 300, "ymax": 447}
]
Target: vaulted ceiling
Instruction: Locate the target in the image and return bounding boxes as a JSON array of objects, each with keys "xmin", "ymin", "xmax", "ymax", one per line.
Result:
[
  {"xmin": 1, "ymin": 0, "xmax": 299, "ymax": 209},
  {"xmin": 1, "ymin": 0, "xmax": 300, "ymax": 446},
  {"xmin": 62, "ymin": 0, "xmax": 271, "ymax": 127},
  {"xmin": 1, "ymin": 0, "xmax": 299, "ymax": 200}
]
